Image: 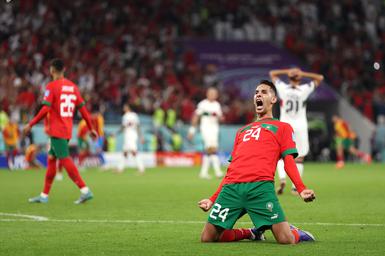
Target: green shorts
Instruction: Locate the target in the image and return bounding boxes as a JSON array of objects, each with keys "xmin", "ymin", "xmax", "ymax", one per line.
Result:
[
  {"xmin": 208, "ymin": 181, "xmax": 286, "ymax": 230},
  {"xmin": 77, "ymin": 138, "xmax": 89, "ymax": 151},
  {"xmin": 335, "ymin": 137, "xmax": 353, "ymax": 149},
  {"xmin": 48, "ymin": 137, "xmax": 70, "ymax": 159}
]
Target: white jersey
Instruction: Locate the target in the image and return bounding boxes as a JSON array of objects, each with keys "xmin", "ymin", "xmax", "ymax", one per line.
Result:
[
  {"xmin": 275, "ymin": 78, "xmax": 315, "ymax": 128},
  {"xmin": 196, "ymin": 99, "xmax": 222, "ymax": 131},
  {"xmin": 122, "ymin": 111, "xmax": 140, "ymax": 151},
  {"xmin": 122, "ymin": 112, "xmax": 139, "ymax": 137}
]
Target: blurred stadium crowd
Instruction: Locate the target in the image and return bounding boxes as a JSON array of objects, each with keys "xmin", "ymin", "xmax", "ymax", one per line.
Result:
[
  {"xmin": 1, "ymin": 0, "xmax": 385, "ymax": 160},
  {"xmin": 2, "ymin": 0, "xmax": 385, "ymax": 124}
]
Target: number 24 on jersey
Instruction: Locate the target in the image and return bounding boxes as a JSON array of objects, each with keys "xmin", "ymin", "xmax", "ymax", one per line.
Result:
[{"xmin": 243, "ymin": 127, "xmax": 261, "ymax": 141}]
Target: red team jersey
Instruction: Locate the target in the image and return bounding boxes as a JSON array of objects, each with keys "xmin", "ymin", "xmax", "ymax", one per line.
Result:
[
  {"xmin": 210, "ymin": 118, "xmax": 299, "ymax": 202},
  {"xmin": 42, "ymin": 78, "xmax": 85, "ymax": 139}
]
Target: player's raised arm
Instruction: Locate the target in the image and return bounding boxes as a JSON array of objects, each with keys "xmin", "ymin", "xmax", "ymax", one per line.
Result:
[
  {"xmin": 300, "ymin": 71, "xmax": 324, "ymax": 87},
  {"xmin": 269, "ymin": 68, "xmax": 292, "ymax": 82}
]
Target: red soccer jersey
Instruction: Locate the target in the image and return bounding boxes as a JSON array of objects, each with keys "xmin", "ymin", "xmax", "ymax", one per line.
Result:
[
  {"xmin": 210, "ymin": 118, "xmax": 299, "ymax": 202},
  {"xmin": 42, "ymin": 78, "xmax": 85, "ymax": 139}
]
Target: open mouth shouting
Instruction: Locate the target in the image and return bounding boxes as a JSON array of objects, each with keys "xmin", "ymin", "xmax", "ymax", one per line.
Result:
[{"xmin": 255, "ymin": 98, "xmax": 264, "ymax": 111}]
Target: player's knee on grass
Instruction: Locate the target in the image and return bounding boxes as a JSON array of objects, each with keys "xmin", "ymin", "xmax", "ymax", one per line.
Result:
[
  {"xmin": 272, "ymin": 222, "xmax": 296, "ymax": 244},
  {"xmin": 200, "ymin": 223, "xmax": 223, "ymax": 242}
]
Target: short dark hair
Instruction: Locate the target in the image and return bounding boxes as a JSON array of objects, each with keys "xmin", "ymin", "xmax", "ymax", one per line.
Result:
[
  {"xmin": 258, "ymin": 79, "xmax": 277, "ymax": 95},
  {"xmin": 50, "ymin": 58, "xmax": 64, "ymax": 72}
]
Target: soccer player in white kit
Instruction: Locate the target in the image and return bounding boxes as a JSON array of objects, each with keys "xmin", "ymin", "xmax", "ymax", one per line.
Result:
[
  {"xmin": 270, "ymin": 68, "xmax": 324, "ymax": 194},
  {"xmin": 188, "ymin": 87, "xmax": 224, "ymax": 179},
  {"xmin": 116, "ymin": 104, "xmax": 145, "ymax": 174}
]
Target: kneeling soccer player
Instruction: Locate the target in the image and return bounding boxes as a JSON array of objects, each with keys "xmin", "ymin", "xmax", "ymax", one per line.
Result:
[{"xmin": 198, "ymin": 80, "xmax": 316, "ymax": 244}]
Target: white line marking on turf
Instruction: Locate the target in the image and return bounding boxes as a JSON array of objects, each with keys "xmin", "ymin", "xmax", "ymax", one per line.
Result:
[
  {"xmin": 0, "ymin": 216, "xmax": 384, "ymax": 227},
  {"xmin": 0, "ymin": 212, "xmax": 48, "ymax": 221}
]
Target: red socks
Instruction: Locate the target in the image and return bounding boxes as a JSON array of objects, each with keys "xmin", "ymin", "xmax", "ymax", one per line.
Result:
[
  {"xmin": 291, "ymin": 229, "xmax": 300, "ymax": 243},
  {"xmin": 219, "ymin": 229, "xmax": 252, "ymax": 242},
  {"xmin": 59, "ymin": 157, "xmax": 86, "ymax": 189},
  {"xmin": 43, "ymin": 157, "xmax": 57, "ymax": 194}
]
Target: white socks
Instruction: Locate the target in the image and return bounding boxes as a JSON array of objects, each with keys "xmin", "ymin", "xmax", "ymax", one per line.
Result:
[
  {"xmin": 80, "ymin": 187, "xmax": 89, "ymax": 194},
  {"xmin": 119, "ymin": 153, "xmax": 145, "ymax": 173},
  {"xmin": 118, "ymin": 155, "xmax": 126, "ymax": 172},
  {"xmin": 135, "ymin": 155, "xmax": 145, "ymax": 173},
  {"xmin": 210, "ymin": 154, "xmax": 223, "ymax": 177},
  {"xmin": 40, "ymin": 193, "xmax": 48, "ymax": 198},
  {"xmin": 199, "ymin": 155, "xmax": 210, "ymax": 178},
  {"xmin": 199, "ymin": 154, "xmax": 223, "ymax": 178}
]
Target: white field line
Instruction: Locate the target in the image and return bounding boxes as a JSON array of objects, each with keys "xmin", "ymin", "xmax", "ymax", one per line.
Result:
[
  {"xmin": 0, "ymin": 212, "xmax": 48, "ymax": 221},
  {"xmin": 0, "ymin": 213, "xmax": 384, "ymax": 227}
]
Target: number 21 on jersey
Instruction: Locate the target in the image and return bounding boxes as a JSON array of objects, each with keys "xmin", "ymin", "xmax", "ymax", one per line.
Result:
[
  {"xmin": 243, "ymin": 127, "xmax": 261, "ymax": 141},
  {"xmin": 60, "ymin": 94, "xmax": 77, "ymax": 117}
]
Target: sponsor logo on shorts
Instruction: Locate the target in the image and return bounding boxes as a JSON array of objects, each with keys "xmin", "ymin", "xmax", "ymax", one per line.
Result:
[{"xmin": 266, "ymin": 202, "xmax": 274, "ymax": 212}]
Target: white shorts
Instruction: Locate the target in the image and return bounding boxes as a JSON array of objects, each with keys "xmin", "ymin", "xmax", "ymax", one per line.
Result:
[
  {"xmin": 123, "ymin": 133, "xmax": 138, "ymax": 152},
  {"xmin": 201, "ymin": 128, "xmax": 219, "ymax": 149},
  {"xmin": 292, "ymin": 126, "xmax": 309, "ymax": 157}
]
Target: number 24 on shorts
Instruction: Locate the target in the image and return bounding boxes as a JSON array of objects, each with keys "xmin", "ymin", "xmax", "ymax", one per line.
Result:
[{"xmin": 209, "ymin": 203, "xmax": 229, "ymax": 222}]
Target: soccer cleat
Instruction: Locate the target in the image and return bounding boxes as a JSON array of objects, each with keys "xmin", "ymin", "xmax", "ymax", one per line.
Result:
[
  {"xmin": 28, "ymin": 195, "xmax": 48, "ymax": 203},
  {"xmin": 74, "ymin": 191, "xmax": 93, "ymax": 204},
  {"xmin": 250, "ymin": 228, "xmax": 266, "ymax": 241},
  {"xmin": 290, "ymin": 225, "xmax": 315, "ymax": 242}
]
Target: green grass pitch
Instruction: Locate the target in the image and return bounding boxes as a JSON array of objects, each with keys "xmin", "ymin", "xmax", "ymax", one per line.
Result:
[{"xmin": 1, "ymin": 163, "xmax": 385, "ymax": 256}]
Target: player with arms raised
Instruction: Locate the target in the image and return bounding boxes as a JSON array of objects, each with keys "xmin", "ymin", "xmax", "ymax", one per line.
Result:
[
  {"xmin": 23, "ymin": 58, "xmax": 97, "ymax": 204},
  {"xmin": 188, "ymin": 87, "xmax": 223, "ymax": 179},
  {"xmin": 198, "ymin": 80, "xmax": 315, "ymax": 244},
  {"xmin": 270, "ymin": 68, "xmax": 323, "ymax": 194}
]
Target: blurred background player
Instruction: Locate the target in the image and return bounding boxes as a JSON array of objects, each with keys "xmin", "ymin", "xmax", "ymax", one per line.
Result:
[
  {"xmin": 116, "ymin": 104, "xmax": 145, "ymax": 174},
  {"xmin": 270, "ymin": 68, "xmax": 324, "ymax": 195},
  {"xmin": 23, "ymin": 58, "xmax": 97, "ymax": 204},
  {"xmin": 77, "ymin": 119, "xmax": 90, "ymax": 167},
  {"xmin": 25, "ymin": 144, "xmax": 43, "ymax": 169},
  {"xmin": 373, "ymin": 115, "xmax": 385, "ymax": 162},
  {"xmin": 0, "ymin": 106, "xmax": 9, "ymax": 154},
  {"xmin": 2, "ymin": 117, "xmax": 19, "ymax": 170},
  {"xmin": 188, "ymin": 87, "xmax": 224, "ymax": 179},
  {"xmin": 91, "ymin": 106, "xmax": 105, "ymax": 166},
  {"xmin": 332, "ymin": 115, "xmax": 371, "ymax": 168}
]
